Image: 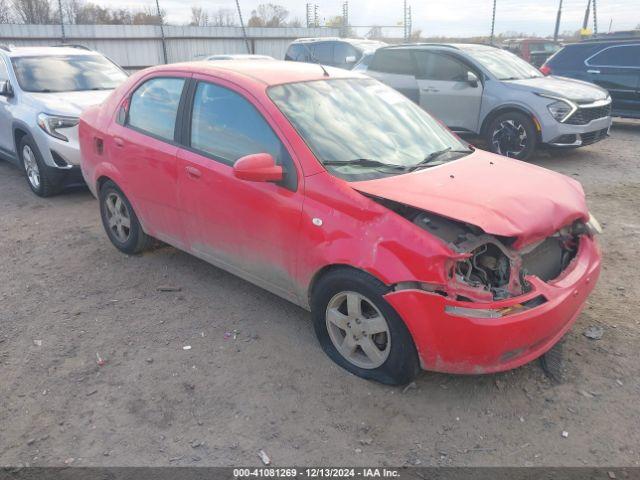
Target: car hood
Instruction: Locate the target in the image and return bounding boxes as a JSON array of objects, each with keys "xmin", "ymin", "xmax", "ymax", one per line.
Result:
[
  {"xmin": 28, "ymin": 90, "xmax": 113, "ymax": 117},
  {"xmin": 505, "ymin": 76, "xmax": 609, "ymax": 103},
  {"xmin": 351, "ymin": 150, "xmax": 588, "ymax": 248}
]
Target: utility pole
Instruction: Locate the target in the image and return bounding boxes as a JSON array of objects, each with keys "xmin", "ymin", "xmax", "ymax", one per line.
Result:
[
  {"xmin": 57, "ymin": 0, "xmax": 65, "ymax": 42},
  {"xmin": 592, "ymin": 0, "xmax": 598, "ymax": 35},
  {"xmin": 155, "ymin": 0, "xmax": 168, "ymax": 64},
  {"xmin": 490, "ymin": 0, "xmax": 497, "ymax": 44},
  {"xmin": 553, "ymin": 0, "xmax": 563, "ymax": 41},
  {"xmin": 582, "ymin": 0, "xmax": 591, "ymax": 31},
  {"xmin": 314, "ymin": 4, "xmax": 318, "ymax": 27},
  {"xmin": 403, "ymin": 1, "xmax": 411, "ymax": 41},
  {"xmin": 235, "ymin": 0, "xmax": 251, "ymax": 53},
  {"xmin": 306, "ymin": 3, "xmax": 311, "ymax": 28},
  {"xmin": 403, "ymin": 0, "xmax": 407, "ymax": 41},
  {"xmin": 341, "ymin": 2, "xmax": 349, "ymax": 38}
]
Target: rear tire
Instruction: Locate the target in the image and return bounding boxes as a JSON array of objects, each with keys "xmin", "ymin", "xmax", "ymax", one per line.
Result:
[
  {"xmin": 485, "ymin": 111, "xmax": 537, "ymax": 161},
  {"xmin": 99, "ymin": 180, "xmax": 152, "ymax": 254},
  {"xmin": 19, "ymin": 135, "xmax": 60, "ymax": 197},
  {"xmin": 311, "ymin": 268, "xmax": 420, "ymax": 385}
]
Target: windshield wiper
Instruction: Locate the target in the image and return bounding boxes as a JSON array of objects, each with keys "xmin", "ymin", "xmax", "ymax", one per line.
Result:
[
  {"xmin": 323, "ymin": 158, "xmax": 407, "ymax": 171},
  {"xmin": 409, "ymin": 147, "xmax": 471, "ymax": 172}
]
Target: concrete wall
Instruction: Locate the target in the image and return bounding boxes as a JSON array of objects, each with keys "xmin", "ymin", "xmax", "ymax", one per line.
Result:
[{"xmin": 0, "ymin": 24, "xmax": 342, "ymax": 69}]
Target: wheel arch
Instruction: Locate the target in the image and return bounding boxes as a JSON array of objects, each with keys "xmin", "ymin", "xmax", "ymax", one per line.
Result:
[
  {"xmin": 480, "ymin": 104, "xmax": 542, "ymax": 141},
  {"xmin": 12, "ymin": 120, "xmax": 33, "ymax": 161},
  {"xmin": 306, "ymin": 263, "xmax": 391, "ymax": 309}
]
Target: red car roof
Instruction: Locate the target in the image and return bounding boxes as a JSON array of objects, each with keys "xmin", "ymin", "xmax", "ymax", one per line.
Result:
[{"xmin": 144, "ymin": 60, "xmax": 360, "ymax": 88}]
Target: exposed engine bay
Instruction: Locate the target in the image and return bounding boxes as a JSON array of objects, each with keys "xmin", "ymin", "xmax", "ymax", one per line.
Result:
[{"xmin": 371, "ymin": 196, "xmax": 584, "ymax": 302}]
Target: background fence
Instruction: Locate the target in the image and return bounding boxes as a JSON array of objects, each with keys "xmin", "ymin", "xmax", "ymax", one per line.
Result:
[{"xmin": 0, "ymin": 24, "xmax": 342, "ymax": 70}]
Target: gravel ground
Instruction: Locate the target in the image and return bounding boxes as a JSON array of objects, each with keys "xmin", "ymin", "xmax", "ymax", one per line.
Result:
[{"xmin": 1, "ymin": 120, "xmax": 639, "ymax": 468}]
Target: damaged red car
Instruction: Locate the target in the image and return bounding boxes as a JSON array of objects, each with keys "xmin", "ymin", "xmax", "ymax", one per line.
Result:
[{"xmin": 79, "ymin": 61, "xmax": 602, "ymax": 385}]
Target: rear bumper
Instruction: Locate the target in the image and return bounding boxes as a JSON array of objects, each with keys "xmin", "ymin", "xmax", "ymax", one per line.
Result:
[{"xmin": 384, "ymin": 236, "xmax": 601, "ymax": 374}]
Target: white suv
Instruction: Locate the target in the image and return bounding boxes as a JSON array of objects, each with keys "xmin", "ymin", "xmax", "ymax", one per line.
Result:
[{"xmin": 0, "ymin": 45, "xmax": 127, "ymax": 196}]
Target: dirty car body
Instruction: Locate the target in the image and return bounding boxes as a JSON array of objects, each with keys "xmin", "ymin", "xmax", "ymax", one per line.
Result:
[{"xmin": 79, "ymin": 61, "xmax": 601, "ymax": 383}]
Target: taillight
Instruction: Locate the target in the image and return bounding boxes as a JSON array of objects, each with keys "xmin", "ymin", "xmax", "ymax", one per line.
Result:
[{"xmin": 540, "ymin": 64, "xmax": 551, "ymax": 76}]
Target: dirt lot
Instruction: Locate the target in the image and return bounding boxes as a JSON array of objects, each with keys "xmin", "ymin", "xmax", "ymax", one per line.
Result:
[{"xmin": 1, "ymin": 120, "xmax": 639, "ymax": 468}]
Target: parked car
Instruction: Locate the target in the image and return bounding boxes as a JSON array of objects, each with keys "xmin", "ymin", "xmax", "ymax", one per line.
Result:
[
  {"xmin": 205, "ymin": 54, "xmax": 274, "ymax": 61},
  {"xmin": 80, "ymin": 61, "xmax": 602, "ymax": 385},
  {"xmin": 0, "ymin": 45, "xmax": 128, "ymax": 196},
  {"xmin": 541, "ymin": 39, "xmax": 640, "ymax": 119},
  {"xmin": 284, "ymin": 37, "xmax": 387, "ymax": 70},
  {"xmin": 361, "ymin": 43, "xmax": 612, "ymax": 160},
  {"xmin": 503, "ymin": 38, "xmax": 561, "ymax": 67}
]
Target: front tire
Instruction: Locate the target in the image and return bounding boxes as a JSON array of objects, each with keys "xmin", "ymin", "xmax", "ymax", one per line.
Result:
[
  {"xmin": 19, "ymin": 135, "xmax": 60, "ymax": 197},
  {"xmin": 485, "ymin": 111, "xmax": 537, "ymax": 161},
  {"xmin": 311, "ymin": 268, "xmax": 420, "ymax": 385},
  {"xmin": 99, "ymin": 180, "xmax": 152, "ymax": 254}
]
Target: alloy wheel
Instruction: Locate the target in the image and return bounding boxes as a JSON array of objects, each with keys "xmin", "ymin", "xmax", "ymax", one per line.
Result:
[
  {"xmin": 104, "ymin": 192, "xmax": 132, "ymax": 243},
  {"xmin": 325, "ymin": 291, "xmax": 391, "ymax": 369},
  {"xmin": 22, "ymin": 145, "xmax": 40, "ymax": 189},
  {"xmin": 491, "ymin": 119, "xmax": 528, "ymax": 158}
]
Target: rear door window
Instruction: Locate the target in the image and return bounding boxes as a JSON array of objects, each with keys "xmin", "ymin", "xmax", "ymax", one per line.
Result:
[
  {"xmin": 587, "ymin": 45, "xmax": 640, "ymax": 68},
  {"xmin": 127, "ymin": 77, "xmax": 185, "ymax": 141},
  {"xmin": 369, "ymin": 49, "xmax": 416, "ymax": 75},
  {"xmin": 415, "ymin": 51, "xmax": 469, "ymax": 81}
]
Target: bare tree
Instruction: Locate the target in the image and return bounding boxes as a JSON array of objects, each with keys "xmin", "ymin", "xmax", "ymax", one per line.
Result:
[
  {"xmin": 287, "ymin": 16, "xmax": 302, "ymax": 27},
  {"xmin": 12, "ymin": 0, "xmax": 54, "ymax": 24},
  {"xmin": 247, "ymin": 10, "xmax": 263, "ymax": 27},
  {"xmin": 132, "ymin": 5, "xmax": 163, "ymax": 25},
  {"xmin": 0, "ymin": 0, "xmax": 13, "ymax": 22},
  {"xmin": 254, "ymin": 3, "xmax": 288, "ymax": 27},
  {"xmin": 210, "ymin": 7, "xmax": 235, "ymax": 26},
  {"xmin": 190, "ymin": 6, "xmax": 207, "ymax": 26}
]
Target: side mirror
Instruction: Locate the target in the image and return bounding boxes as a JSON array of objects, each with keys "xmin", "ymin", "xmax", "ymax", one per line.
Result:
[
  {"xmin": 233, "ymin": 153, "xmax": 283, "ymax": 183},
  {"xmin": 0, "ymin": 80, "xmax": 14, "ymax": 97},
  {"xmin": 345, "ymin": 55, "xmax": 357, "ymax": 63},
  {"xmin": 467, "ymin": 71, "xmax": 479, "ymax": 87}
]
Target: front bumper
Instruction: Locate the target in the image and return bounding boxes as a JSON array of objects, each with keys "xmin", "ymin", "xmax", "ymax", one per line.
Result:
[
  {"xmin": 384, "ymin": 235, "xmax": 601, "ymax": 374},
  {"xmin": 541, "ymin": 114, "xmax": 612, "ymax": 146},
  {"xmin": 33, "ymin": 124, "xmax": 81, "ymax": 169}
]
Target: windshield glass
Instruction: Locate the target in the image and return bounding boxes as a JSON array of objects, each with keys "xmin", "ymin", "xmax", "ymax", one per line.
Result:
[
  {"xmin": 268, "ymin": 78, "xmax": 470, "ymax": 181},
  {"xmin": 11, "ymin": 55, "xmax": 127, "ymax": 93},
  {"xmin": 463, "ymin": 47, "xmax": 542, "ymax": 80}
]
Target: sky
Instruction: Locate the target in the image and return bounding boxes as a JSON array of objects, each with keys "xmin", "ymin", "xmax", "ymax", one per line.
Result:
[{"xmin": 105, "ymin": 0, "xmax": 639, "ymax": 37}]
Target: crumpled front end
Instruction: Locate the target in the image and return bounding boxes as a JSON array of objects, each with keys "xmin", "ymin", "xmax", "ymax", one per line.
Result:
[
  {"xmin": 364, "ymin": 196, "xmax": 603, "ymax": 374},
  {"xmin": 384, "ymin": 218, "xmax": 601, "ymax": 373}
]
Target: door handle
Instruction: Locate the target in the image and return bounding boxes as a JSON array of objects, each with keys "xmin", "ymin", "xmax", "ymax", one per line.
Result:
[
  {"xmin": 185, "ymin": 165, "xmax": 202, "ymax": 178},
  {"xmin": 587, "ymin": 69, "xmax": 601, "ymax": 74},
  {"xmin": 113, "ymin": 137, "xmax": 124, "ymax": 148},
  {"xmin": 420, "ymin": 87, "xmax": 439, "ymax": 93}
]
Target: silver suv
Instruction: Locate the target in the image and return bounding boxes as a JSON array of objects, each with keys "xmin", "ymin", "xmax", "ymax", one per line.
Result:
[
  {"xmin": 361, "ymin": 43, "xmax": 612, "ymax": 160},
  {"xmin": 0, "ymin": 45, "xmax": 127, "ymax": 196}
]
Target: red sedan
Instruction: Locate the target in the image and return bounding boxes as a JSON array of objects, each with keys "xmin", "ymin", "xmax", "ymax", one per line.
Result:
[{"xmin": 79, "ymin": 61, "xmax": 602, "ymax": 385}]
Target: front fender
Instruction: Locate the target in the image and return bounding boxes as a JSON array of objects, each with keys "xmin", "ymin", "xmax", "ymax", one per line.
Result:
[{"xmin": 295, "ymin": 172, "xmax": 453, "ymax": 305}]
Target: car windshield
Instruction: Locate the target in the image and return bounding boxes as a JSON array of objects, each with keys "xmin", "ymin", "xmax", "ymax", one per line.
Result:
[
  {"xmin": 268, "ymin": 78, "xmax": 471, "ymax": 181},
  {"xmin": 11, "ymin": 55, "xmax": 127, "ymax": 93},
  {"xmin": 463, "ymin": 47, "xmax": 543, "ymax": 80}
]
